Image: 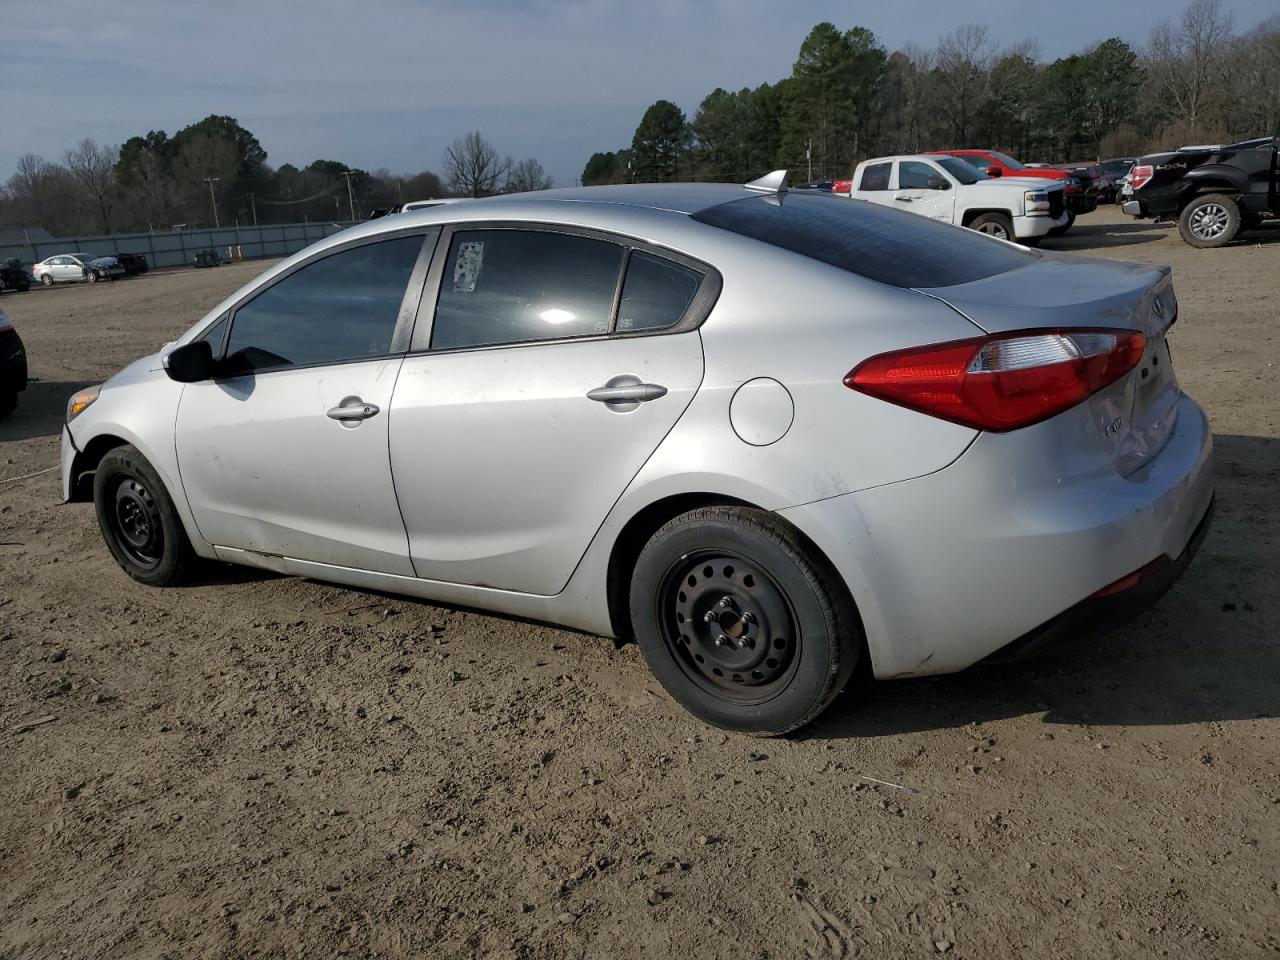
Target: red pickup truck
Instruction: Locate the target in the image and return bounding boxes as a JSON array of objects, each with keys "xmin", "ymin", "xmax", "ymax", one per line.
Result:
[{"xmin": 927, "ymin": 150, "xmax": 1097, "ymax": 233}]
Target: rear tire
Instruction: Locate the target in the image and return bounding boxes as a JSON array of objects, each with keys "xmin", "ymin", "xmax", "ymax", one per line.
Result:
[
  {"xmin": 0, "ymin": 387, "xmax": 16, "ymax": 418},
  {"xmin": 94, "ymin": 444, "xmax": 197, "ymax": 587},
  {"xmin": 969, "ymin": 212, "xmax": 1015, "ymax": 242},
  {"xmin": 41, "ymin": 273, "xmax": 54, "ymax": 287},
  {"xmin": 628, "ymin": 506, "xmax": 861, "ymax": 735},
  {"xmin": 1048, "ymin": 209, "xmax": 1076, "ymax": 237},
  {"xmin": 1179, "ymin": 193, "xmax": 1240, "ymax": 248}
]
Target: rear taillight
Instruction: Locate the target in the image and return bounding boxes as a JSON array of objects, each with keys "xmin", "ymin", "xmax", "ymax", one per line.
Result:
[
  {"xmin": 844, "ymin": 329, "xmax": 1145, "ymax": 432},
  {"xmin": 1130, "ymin": 164, "xmax": 1153, "ymax": 190}
]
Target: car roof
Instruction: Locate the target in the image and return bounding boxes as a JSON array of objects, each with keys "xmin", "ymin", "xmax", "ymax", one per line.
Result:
[{"xmin": 479, "ymin": 183, "xmax": 758, "ymax": 215}]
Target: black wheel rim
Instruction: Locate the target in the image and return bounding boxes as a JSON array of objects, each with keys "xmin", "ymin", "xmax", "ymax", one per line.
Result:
[
  {"xmin": 657, "ymin": 551, "xmax": 799, "ymax": 704},
  {"xmin": 111, "ymin": 477, "xmax": 164, "ymax": 569}
]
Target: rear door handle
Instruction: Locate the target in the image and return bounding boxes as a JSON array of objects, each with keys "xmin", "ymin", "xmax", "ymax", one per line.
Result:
[
  {"xmin": 587, "ymin": 380, "xmax": 668, "ymax": 405},
  {"xmin": 326, "ymin": 397, "xmax": 381, "ymax": 422}
]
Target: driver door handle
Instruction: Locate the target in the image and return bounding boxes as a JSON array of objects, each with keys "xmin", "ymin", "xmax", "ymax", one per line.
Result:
[
  {"xmin": 893, "ymin": 194, "xmax": 913, "ymax": 202},
  {"xmin": 326, "ymin": 398, "xmax": 381, "ymax": 421}
]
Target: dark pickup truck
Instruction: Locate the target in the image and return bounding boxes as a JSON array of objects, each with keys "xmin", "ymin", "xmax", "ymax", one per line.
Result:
[{"xmin": 1122, "ymin": 120, "xmax": 1279, "ymax": 247}]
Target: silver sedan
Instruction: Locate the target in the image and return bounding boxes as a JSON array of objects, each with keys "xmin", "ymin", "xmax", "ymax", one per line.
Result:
[{"xmin": 61, "ymin": 176, "xmax": 1214, "ymax": 734}]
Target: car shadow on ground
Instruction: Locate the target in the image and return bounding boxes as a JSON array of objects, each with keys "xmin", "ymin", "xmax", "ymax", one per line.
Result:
[
  {"xmin": 1040, "ymin": 217, "xmax": 1172, "ymax": 251},
  {"xmin": 805, "ymin": 432, "xmax": 1279, "ymax": 739},
  {"xmin": 0, "ymin": 379, "xmax": 95, "ymax": 443}
]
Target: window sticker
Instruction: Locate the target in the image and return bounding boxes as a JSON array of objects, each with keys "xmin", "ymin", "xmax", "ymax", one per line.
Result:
[{"xmin": 453, "ymin": 241, "xmax": 485, "ymax": 292}]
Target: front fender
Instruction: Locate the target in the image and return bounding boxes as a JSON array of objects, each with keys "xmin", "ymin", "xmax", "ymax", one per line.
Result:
[{"xmin": 64, "ymin": 376, "xmax": 216, "ymax": 557}]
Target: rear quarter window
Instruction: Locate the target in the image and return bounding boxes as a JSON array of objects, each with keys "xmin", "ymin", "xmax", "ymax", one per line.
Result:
[{"xmin": 692, "ymin": 193, "xmax": 1034, "ymax": 288}]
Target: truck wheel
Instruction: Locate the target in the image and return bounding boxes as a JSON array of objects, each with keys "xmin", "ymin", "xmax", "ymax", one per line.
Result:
[
  {"xmin": 1179, "ymin": 193, "xmax": 1240, "ymax": 248},
  {"xmin": 1048, "ymin": 210, "xmax": 1076, "ymax": 237},
  {"xmin": 969, "ymin": 213, "xmax": 1014, "ymax": 242}
]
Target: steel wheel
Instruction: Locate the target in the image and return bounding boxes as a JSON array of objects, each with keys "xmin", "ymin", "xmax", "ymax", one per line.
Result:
[
  {"xmin": 109, "ymin": 476, "xmax": 164, "ymax": 570},
  {"xmin": 659, "ymin": 551, "xmax": 799, "ymax": 703},
  {"xmin": 1188, "ymin": 202, "xmax": 1230, "ymax": 241}
]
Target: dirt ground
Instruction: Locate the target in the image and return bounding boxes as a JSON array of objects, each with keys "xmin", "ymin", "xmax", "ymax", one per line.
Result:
[{"xmin": 1, "ymin": 207, "xmax": 1278, "ymax": 959}]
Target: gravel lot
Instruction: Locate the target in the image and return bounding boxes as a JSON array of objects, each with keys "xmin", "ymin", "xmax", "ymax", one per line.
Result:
[{"xmin": 2, "ymin": 208, "xmax": 1278, "ymax": 959}]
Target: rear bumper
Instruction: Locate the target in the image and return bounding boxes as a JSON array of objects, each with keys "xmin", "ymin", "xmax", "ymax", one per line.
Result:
[
  {"xmin": 779, "ymin": 392, "xmax": 1215, "ymax": 679},
  {"xmin": 985, "ymin": 496, "xmax": 1214, "ymax": 662}
]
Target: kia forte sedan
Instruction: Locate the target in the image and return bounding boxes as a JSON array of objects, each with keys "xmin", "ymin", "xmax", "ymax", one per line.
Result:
[{"xmin": 61, "ymin": 176, "xmax": 1214, "ymax": 734}]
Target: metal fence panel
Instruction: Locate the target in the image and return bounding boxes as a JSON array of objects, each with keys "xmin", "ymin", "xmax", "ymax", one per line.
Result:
[{"xmin": 0, "ymin": 221, "xmax": 356, "ymax": 270}]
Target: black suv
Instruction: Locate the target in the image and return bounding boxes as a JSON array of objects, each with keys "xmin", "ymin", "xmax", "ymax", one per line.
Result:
[
  {"xmin": 1, "ymin": 258, "xmax": 31, "ymax": 293},
  {"xmin": 1122, "ymin": 119, "xmax": 1279, "ymax": 247}
]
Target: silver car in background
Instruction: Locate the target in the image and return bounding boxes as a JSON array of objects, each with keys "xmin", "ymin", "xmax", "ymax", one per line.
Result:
[
  {"xmin": 33, "ymin": 252, "xmax": 125, "ymax": 285},
  {"xmin": 61, "ymin": 176, "xmax": 1214, "ymax": 734}
]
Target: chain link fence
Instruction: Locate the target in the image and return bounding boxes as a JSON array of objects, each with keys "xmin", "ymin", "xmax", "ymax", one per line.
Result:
[{"xmin": 0, "ymin": 221, "xmax": 359, "ymax": 270}]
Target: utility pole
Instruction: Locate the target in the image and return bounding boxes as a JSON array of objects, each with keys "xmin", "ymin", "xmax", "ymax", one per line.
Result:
[
  {"xmin": 248, "ymin": 193, "xmax": 258, "ymax": 227},
  {"xmin": 340, "ymin": 170, "xmax": 357, "ymax": 221},
  {"xmin": 203, "ymin": 177, "xmax": 221, "ymax": 228}
]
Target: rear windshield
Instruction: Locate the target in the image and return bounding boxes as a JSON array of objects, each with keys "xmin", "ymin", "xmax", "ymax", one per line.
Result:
[{"xmin": 691, "ymin": 193, "xmax": 1034, "ymax": 288}]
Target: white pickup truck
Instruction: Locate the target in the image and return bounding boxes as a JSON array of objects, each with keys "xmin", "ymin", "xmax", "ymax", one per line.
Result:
[{"xmin": 843, "ymin": 155, "xmax": 1069, "ymax": 246}]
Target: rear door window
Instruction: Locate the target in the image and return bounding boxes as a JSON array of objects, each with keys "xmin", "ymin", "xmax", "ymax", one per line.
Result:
[
  {"xmin": 859, "ymin": 163, "xmax": 891, "ymax": 191},
  {"xmin": 430, "ymin": 230, "xmax": 624, "ymax": 350},
  {"xmin": 615, "ymin": 252, "xmax": 703, "ymax": 333}
]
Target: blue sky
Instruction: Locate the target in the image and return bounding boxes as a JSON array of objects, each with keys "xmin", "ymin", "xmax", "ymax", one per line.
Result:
[{"xmin": 2, "ymin": 0, "xmax": 1274, "ymax": 188}]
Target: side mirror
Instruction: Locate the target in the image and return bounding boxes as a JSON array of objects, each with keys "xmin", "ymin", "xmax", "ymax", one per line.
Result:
[
  {"xmin": 164, "ymin": 340, "xmax": 217, "ymax": 383},
  {"xmin": 986, "ymin": 166, "xmax": 1002, "ymax": 177},
  {"xmin": 927, "ymin": 176, "xmax": 951, "ymax": 191}
]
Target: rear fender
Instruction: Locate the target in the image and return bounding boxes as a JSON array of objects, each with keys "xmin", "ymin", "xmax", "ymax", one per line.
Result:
[{"xmin": 1182, "ymin": 164, "xmax": 1248, "ymax": 197}]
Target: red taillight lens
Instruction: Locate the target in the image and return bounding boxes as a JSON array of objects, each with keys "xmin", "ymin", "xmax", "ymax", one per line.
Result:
[
  {"xmin": 1130, "ymin": 164, "xmax": 1153, "ymax": 190},
  {"xmin": 845, "ymin": 329, "xmax": 1145, "ymax": 432}
]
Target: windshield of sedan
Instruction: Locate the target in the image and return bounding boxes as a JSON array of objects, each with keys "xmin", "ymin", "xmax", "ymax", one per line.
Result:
[
  {"xmin": 692, "ymin": 193, "xmax": 1034, "ymax": 289},
  {"xmin": 936, "ymin": 158, "xmax": 985, "ymax": 184}
]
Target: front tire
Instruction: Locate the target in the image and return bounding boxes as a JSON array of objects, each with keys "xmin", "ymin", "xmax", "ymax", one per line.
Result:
[
  {"xmin": 87, "ymin": 270, "xmax": 99, "ymax": 283},
  {"xmin": 94, "ymin": 444, "xmax": 197, "ymax": 586},
  {"xmin": 629, "ymin": 506, "xmax": 860, "ymax": 735},
  {"xmin": 0, "ymin": 386, "xmax": 16, "ymax": 418},
  {"xmin": 969, "ymin": 212, "xmax": 1014, "ymax": 242},
  {"xmin": 1179, "ymin": 193, "xmax": 1240, "ymax": 248}
]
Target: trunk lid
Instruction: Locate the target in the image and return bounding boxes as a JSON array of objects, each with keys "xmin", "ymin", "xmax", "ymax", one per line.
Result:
[{"xmin": 917, "ymin": 256, "xmax": 1181, "ymax": 475}]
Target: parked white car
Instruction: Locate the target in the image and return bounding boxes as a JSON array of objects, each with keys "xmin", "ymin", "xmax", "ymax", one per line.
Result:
[
  {"xmin": 32, "ymin": 252, "xmax": 125, "ymax": 286},
  {"xmin": 844, "ymin": 155, "xmax": 1069, "ymax": 245}
]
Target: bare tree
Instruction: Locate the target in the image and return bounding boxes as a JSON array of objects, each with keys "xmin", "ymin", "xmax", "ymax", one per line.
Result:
[
  {"xmin": 4, "ymin": 153, "xmax": 85, "ymax": 235},
  {"xmin": 1147, "ymin": 0, "xmax": 1235, "ymax": 127},
  {"xmin": 443, "ymin": 131, "xmax": 512, "ymax": 197},
  {"xmin": 63, "ymin": 138, "xmax": 118, "ymax": 234},
  {"xmin": 504, "ymin": 158, "xmax": 553, "ymax": 193},
  {"xmin": 935, "ymin": 25, "xmax": 994, "ymax": 145}
]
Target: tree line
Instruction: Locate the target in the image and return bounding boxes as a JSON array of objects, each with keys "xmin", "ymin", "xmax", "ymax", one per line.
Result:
[
  {"xmin": 583, "ymin": 0, "xmax": 1279, "ymax": 186},
  {"xmin": 0, "ymin": 119, "xmax": 551, "ymax": 238}
]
